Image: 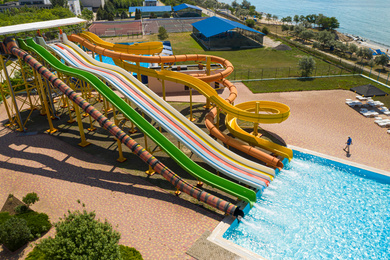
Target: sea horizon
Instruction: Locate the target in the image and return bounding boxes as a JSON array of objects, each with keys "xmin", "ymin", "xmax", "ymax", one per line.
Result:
[{"xmin": 220, "ymin": 0, "xmax": 390, "ymax": 50}]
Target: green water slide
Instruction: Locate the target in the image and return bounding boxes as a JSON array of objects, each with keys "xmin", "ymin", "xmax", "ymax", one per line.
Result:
[{"xmin": 20, "ymin": 38, "xmax": 257, "ymax": 205}]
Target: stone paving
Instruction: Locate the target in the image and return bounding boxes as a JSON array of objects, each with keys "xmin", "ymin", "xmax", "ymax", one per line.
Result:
[
  {"xmin": 1, "ymin": 82, "xmax": 390, "ymax": 259},
  {"xmin": 0, "ymin": 120, "xmax": 221, "ymax": 259}
]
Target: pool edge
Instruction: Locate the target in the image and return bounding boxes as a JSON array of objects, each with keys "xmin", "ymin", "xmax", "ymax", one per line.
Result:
[{"xmin": 208, "ymin": 145, "xmax": 390, "ymax": 259}]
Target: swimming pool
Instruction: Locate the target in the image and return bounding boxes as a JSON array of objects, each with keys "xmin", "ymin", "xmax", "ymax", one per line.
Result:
[{"xmin": 223, "ymin": 150, "xmax": 390, "ymax": 259}]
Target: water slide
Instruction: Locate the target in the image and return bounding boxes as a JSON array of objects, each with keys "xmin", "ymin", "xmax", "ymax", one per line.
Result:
[
  {"xmin": 74, "ymin": 32, "xmax": 293, "ymax": 162},
  {"xmin": 49, "ymin": 34, "xmax": 276, "ymax": 188},
  {"xmin": 6, "ymin": 37, "xmax": 243, "ymax": 217},
  {"xmin": 20, "ymin": 37, "xmax": 259, "ymax": 206},
  {"xmin": 81, "ymin": 31, "xmax": 163, "ymax": 55}
]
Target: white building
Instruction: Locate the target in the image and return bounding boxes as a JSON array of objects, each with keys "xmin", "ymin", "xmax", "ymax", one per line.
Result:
[
  {"xmin": 68, "ymin": 0, "xmax": 81, "ymax": 16},
  {"xmin": 19, "ymin": 0, "xmax": 51, "ymax": 5}
]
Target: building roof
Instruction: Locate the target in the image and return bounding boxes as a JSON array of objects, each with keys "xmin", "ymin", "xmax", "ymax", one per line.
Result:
[
  {"xmin": 129, "ymin": 6, "xmax": 171, "ymax": 13},
  {"xmin": 172, "ymin": 3, "xmax": 201, "ymax": 12},
  {"xmin": 192, "ymin": 16, "xmax": 264, "ymax": 38},
  {"xmin": 0, "ymin": 17, "xmax": 86, "ymax": 36}
]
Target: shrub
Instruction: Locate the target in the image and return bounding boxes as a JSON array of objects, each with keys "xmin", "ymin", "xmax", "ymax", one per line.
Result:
[
  {"xmin": 17, "ymin": 212, "xmax": 51, "ymax": 238},
  {"xmin": 158, "ymin": 26, "xmax": 168, "ymax": 40},
  {"xmin": 23, "ymin": 192, "xmax": 40, "ymax": 207},
  {"xmin": 0, "ymin": 217, "xmax": 32, "ymax": 251},
  {"xmin": 25, "ymin": 246, "xmax": 47, "ymax": 260},
  {"xmin": 37, "ymin": 210, "xmax": 122, "ymax": 259},
  {"xmin": 0, "ymin": 212, "xmax": 12, "ymax": 225},
  {"xmin": 261, "ymin": 26, "xmax": 269, "ymax": 35},
  {"xmin": 298, "ymin": 56, "xmax": 316, "ymax": 77},
  {"xmin": 119, "ymin": 245, "xmax": 143, "ymax": 260},
  {"xmin": 15, "ymin": 204, "xmax": 29, "ymax": 214}
]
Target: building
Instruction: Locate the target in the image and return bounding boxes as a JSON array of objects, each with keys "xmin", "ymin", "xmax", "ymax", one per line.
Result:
[
  {"xmin": 128, "ymin": 6, "xmax": 171, "ymax": 18},
  {"xmin": 18, "ymin": 0, "xmax": 50, "ymax": 5},
  {"xmin": 68, "ymin": 0, "xmax": 81, "ymax": 16},
  {"xmin": 192, "ymin": 16, "xmax": 265, "ymax": 50},
  {"xmin": 144, "ymin": 0, "xmax": 157, "ymax": 6},
  {"xmin": 172, "ymin": 3, "xmax": 201, "ymax": 18},
  {"xmin": 80, "ymin": 0, "xmax": 104, "ymax": 11}
]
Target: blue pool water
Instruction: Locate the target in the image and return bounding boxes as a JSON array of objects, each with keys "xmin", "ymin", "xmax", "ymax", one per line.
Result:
[{"xmin": 224, "ymin": 151, "xmax": 390, "ymax": 259}]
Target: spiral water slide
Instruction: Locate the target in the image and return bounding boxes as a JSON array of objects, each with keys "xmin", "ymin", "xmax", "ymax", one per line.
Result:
[
  {"xmin": 76, "ymin": 32, "xmax": 292, "ymax": 164},
  {"xmin": 6, "ymin": 37, "xmax": 243, "ymax": 217},
  {"xmin": 49, "ymin": 34, "xmax": 275, "ymax": 188}
]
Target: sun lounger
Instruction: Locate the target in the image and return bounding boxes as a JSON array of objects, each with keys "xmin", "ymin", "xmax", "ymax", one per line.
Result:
[
  {"xmin": 362, "ymin": 110, "xmax": 379, "ymax": 117},
  {"xmin": 346, "ymin": 100, "xmax": 363, "ymax": 107},
  {"xmin": 376, "ymin": 49, "xmax": 383, "ymax": 55},
  {"xmin": 387, "ymin": 129, "xmax": 390, "ymax": 134},
  {"xmin": 367, "ymin": 101, "xmax": 384, "ymax": 107},
  {"xmin": 356, "ymin": 95, "xmax": 367, "ymax": 101},
  {"xmin": 376, "ymin": 120, "xmax": 390, "ymax": 127}
]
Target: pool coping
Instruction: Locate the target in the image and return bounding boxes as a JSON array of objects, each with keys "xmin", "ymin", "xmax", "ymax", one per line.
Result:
[{"xmin": 208, "ymin": 145, "xmax": 390, "ymax": 260}]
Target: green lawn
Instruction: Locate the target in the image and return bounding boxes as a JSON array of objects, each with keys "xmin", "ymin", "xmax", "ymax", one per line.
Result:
[
  {"xmin": 245, "ymin": 75, "xmax": 390, "ymax": 107},
  {"xmin": 165, "ymin": 32, "xmax": 349, "ymax": 79}
]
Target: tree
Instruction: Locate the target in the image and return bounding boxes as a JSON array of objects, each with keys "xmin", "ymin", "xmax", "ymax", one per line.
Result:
[
  {"xmin": 356, "ymin": 47, "xmax": 365, "ymax": 62},
  {"xmin": 261, "ymin": 26, "xmax": 269, "ymax": 35},
  {"xmin": 316, "ymin": 30, "xmax": 335, "ymax": 49},
  {"xmin": 245, "ymin": 19, "xmax": 255, "ymax": 28},
  {"xmin": 0, "ymin": 217, "xmax": 32, "ymax": 252},
  {"xmin": 368, "ymin": 59, "xmax": 375, "ymax": 68},
  {"xmin": 107, "ymin": 12, "xmax": 114, "ymax": 21},
  {"xmin": 375, "ymin": 54, "xmax": 390, "ymax": 70},
  {"xmin": 158, "ymin": 26, "xmax": 168, "ymax": 40},
  {"xmin": 349, "ymin": 43, "xmax": 358, "ymax": 58},
  {"xmin": 241, "ymin": 0, "xmax": 251, "ymax": 9},
  {"xmin": 363, "ymin": 47, "xmax": 373, "ymax": 61},
  {"xmin": 149, "ymin": 12, "xmax": 157, "ymax": 18},
  {"xmin": 299, "ymin": 29, "xmax": 315, "ymax": 43},
  {"xmin": 285, "ymin": 16, "xmax": 292, "ymax": 24},
  {"xmin": 134, "ymin": 8, "xmax": 141, "ymax": 20},
  {"xmin": 22, "ymin": 192, "xmax": 39, "ymax": 208},
  {"xmin": 294, "ymin": 24, "xmax": 305, "ymax": 37},
  {"xmin": 35, "ymin": 210, "xmax": 123, "ymax": 259},
  {"xmin": 298, "ymin": 56, "xmax": 316, "ymax": 77},
  {"xmin": 231, "ymin": 0, "xmax": 239, "ymax": 9},
  {"xmin": 120, "ymin": 10, "xmax": 128, "ymax": 19},
  {"xmin": 312, "ymin": 41, "xmax": 321, "ymax": 49},
  {"xmin": 50, "ymin": 0, "xmax": 67, "ymax": 8},
  {"xmin": 272, "ymin": 15, "xmax": 278, "ymax": 21},
  {"xmin": 79, "ymin": 8, "xmax": 94, "ymax": 24},
  {"xmin": 293, "ymin": 14, "xmax": 299, "ymax": 24},
  {"xmin": 96, "ymin": 6, "xmax": 106, "ymax": 20},
  {"xmin": 162, "ymin": 12, "xmax": 170, "ymax": 18},
  {"xmin": 281, "ymin": 24, "xmax": 289, "ymax": 31},
  {"xmin": 266, "ymin": 13, "xmax": 271, "ymax": 21}
]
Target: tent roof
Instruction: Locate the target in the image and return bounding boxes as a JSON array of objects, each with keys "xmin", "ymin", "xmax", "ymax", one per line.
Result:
[
  {"xmin": 191, "ymin": 16, "xmax": 264, "ymax": 38},
  {"xmin": 129, "ymin": 6, "xmax": 172, "ymax": 13},
  {"xmin": 350, "ymin": 84, "xmax": 388, "ymax": 97},
  {"xmin": 173, "ymin": 4, "xmax": 201, "ymax": 12},
  {"xmin": 0, "ymin": 17, "xmax": 86, "ymax": 36}
]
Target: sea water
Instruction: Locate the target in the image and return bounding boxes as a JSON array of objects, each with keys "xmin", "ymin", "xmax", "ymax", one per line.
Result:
[
  {"xmin": 224, "ymin": 151, "xmax": 390, "ymax": 259},
  {"xmin": 221, "ymin": 0, "xmax": 390, "ymax": 49}
]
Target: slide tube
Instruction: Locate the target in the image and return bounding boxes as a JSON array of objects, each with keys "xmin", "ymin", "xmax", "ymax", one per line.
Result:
[{"xmin": 5, "ymin": 37, "xmax": 244, "ymax": 218}]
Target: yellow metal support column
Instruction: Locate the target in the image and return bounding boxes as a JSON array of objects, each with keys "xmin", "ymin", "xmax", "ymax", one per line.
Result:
[
  {"xmin": 188, "ymin": 87, "xmax": 196, "ymax": 122},
  {"xmin": 116, "ymin": 139, "xmax": 127, "ymax": 162},
  {"xmin": 65, "ymin": 95, "xmax": 75, "ymax": 123},
  {"xmin": 18, "ymin": 57, "xmax": 34, "ymax": 111},
  {"xmin": 37, "ymin": 73, "xmax": 57, "ymax": 133},
  {"xmin": 73, "ymin": 100, "xmax": 90, "ymax": 147}
]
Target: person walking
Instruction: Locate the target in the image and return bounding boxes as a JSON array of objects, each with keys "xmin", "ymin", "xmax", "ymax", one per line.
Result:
[{"xmin": 344, "ymin": 136, "xmax": 352, "ymax": 154}]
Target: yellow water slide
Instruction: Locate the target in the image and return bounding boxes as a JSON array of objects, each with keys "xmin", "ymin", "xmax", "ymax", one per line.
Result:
[
  {"xmin": 71, "ymin": 32, "xmax": 293, "ymax": 162},
  {"xmin": 226, "ymin": 101, "xmax": 293, "ymax": 160},
  {"xmin": 82, "ymin": 31, "xmax": 163, "ymax": 55}
]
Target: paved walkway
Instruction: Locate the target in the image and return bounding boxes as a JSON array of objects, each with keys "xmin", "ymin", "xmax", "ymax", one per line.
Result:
[
  {"xmin": 0, "ymin": 109, "xmax": 221, "ymax": 259},
  {"xmin": 166, "ymin": 83, "xmax": 390, "ymax": 172}
]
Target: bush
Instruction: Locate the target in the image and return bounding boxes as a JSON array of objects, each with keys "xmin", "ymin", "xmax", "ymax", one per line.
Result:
[
  {"xmin": 0, "ymin": 212, "xmax": 12, "ymax": 225},
  {"xmin": 119, "ymin": 245, "xmax": 143, "ymax": 260},
  {"xmin": 0, "ymin": 217, "xmax": 32, "ymax": 251},
  {"xmin": 37, "ymin": 210, "xmax": 122, "ymax": 259},
  {"xmin": 261, "ymin": 26, "xmax": 269, "ymax": 35},
  {"xmin": 15, "ymin": 204, "xmax": 29, "ymax": 214},
  {"xmin": 298, "ymin": 56, "xmax": 316, "ymax": 77},
  {"xmin": 158, "ymin": 26, "xmax": 168, "ymax": 40},
  {"xmin": 23, "ymin": 192, "xmax": 39, "ymax": 207},
  {"xmin": 26, "ymin": 246, "xmax": 47, "ymax": 260},
  {"xmin": 17, "ymin": 212, "xmax": 51, "ymax": 239},
  {"xmin": 26, "ymin": 244, "xmax": 144, "ymax": 260}
]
